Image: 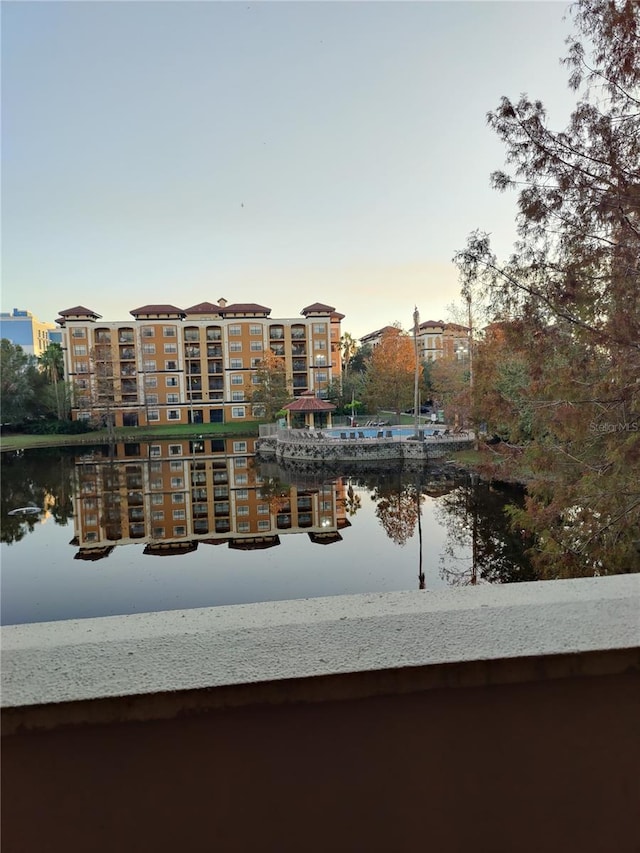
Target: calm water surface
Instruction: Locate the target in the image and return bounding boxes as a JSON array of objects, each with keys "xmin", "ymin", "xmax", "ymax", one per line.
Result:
[{"xmin": 1, "ymin": 441, "xmax": 535, "ymax": 625}]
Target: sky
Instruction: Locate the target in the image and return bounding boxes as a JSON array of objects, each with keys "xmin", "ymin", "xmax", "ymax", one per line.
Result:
[{"xmin": 2, "ymin": 0, "xmax": 580, "ymax": 340}]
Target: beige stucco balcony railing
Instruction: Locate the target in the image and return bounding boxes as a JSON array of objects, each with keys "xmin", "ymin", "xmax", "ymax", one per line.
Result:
[{"xmin": 2, "ymin": 575, "xmax": 639, "ymax": 853}]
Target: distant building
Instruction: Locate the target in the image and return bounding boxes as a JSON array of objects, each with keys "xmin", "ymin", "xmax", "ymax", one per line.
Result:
[
  {"xmin": 417, "ymin": 321, "xmax": 470, "ymax": 362},
  {"xmin": 0, "ymin": 308, "xmax": 57, "ymax": 357},
  {"xmin": 359, "ymin": 326, "xmax": 402, "ymax": 349},
  {"xmin": 57, "ymin": 298, "xmax": 344, "ymax": 428}
]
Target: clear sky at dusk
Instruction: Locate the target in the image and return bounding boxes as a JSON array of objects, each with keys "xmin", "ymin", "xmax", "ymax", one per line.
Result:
[{"xmin": 2, "ymin": 1, "xmax": 579, "ymax": 339}]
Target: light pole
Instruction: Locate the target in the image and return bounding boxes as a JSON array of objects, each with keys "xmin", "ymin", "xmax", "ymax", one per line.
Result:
[{"xmin": 413, "ymin": 306, "xmax": 420, "ymax": 437}]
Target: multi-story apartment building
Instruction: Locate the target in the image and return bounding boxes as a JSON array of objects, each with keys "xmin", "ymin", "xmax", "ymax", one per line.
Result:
[
  {"xmin": 56, "ymin": 300, "xmax": 344, "ymax": 427},
  {"xmin": 0, "ymin": 308, "xmax": 58, "ymax": 356},
  {"xmin": 417, "ymin": 321, "xmax": 470, "ymax": 362},
  {"xmin": 71, "ymin": 438, "xmax": 349, "ymax": 559}
]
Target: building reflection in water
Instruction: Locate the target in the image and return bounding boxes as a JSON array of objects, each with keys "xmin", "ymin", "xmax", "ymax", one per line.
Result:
[{"xmin": 71, "ymin": 438, "xmax": 350, "ymax": 561}]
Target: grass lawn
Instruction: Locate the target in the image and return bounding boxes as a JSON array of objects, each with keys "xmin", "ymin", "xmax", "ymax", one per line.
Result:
[{"xmin": 0, "ymin": 420, "xmax": 260, "ymax": 452}]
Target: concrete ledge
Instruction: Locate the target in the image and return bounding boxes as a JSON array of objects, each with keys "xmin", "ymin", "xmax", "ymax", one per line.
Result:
[{"xmin": 2, "ymin": 575, "xmax": 639, "ymax": 734}]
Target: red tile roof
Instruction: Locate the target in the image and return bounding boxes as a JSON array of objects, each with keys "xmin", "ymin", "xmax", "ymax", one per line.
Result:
[
  {"xmin": 301, "ymin": 303, "xmax": 336, "ymax": 315},
  {"xmin": 58, "ymin": 306, "xmax": 102, "ymax": 318},
  {"xmin": 130, "ymin": 304, "xmax": 186, "ymax": 317},
  {"xmin": 283, "ymin": 397, "xmax": 336, "ymax": 412},
  {"xmin": 218, "ymin": 303, "xmax": 271, "ymax": 315},
  {"xmin": 183, "ymin": 301, "xmax": 224, "ymax": 315}
]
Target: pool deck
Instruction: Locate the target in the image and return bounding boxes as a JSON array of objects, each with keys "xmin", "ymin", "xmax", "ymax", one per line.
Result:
[{"xmin": 257, "ymin": 426, "xmax": 474, "ymax": 463}]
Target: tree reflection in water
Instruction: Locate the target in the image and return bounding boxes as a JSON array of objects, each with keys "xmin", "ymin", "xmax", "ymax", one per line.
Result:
[
  {"xmin": 1, "ymin": 448, "xmax": 75, "ymax": 544},
  {"xmin": 435, "ymin": 474, "xmax": 537, "ymax": 585}
]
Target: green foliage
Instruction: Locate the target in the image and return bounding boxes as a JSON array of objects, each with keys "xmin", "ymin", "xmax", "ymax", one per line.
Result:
[
  {"xmin": 250, "ymin": 352, "xmax": 291, "ymax": 422},
  {"xmin": 454, "ymin": 0, "xmax": 640, "ymax": 573},
  {"xmin": 1, "ymin": 339, "xmax": 37, "ymax": 424}
]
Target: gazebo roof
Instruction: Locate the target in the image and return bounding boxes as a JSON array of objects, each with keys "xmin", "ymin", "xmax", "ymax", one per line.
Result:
[{"xmin": 282, "ymin": 396, "xmax": 336, "ymax": 413}]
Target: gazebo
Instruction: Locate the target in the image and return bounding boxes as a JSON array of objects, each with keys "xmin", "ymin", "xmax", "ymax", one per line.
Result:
[{"xmin": 282, "ymin": 393, "xmax": 336, "ymax": 430}]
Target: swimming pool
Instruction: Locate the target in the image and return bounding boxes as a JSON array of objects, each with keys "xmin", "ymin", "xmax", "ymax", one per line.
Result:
[{"xmin": 324, "ymin": 426, "xmax": 438, "ymax": 440}]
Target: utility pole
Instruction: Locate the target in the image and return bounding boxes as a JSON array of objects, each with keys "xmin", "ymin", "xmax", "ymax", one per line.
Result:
[{"xmin": 413, "ymin": 306, "xmax": 420, "ymax": 437}]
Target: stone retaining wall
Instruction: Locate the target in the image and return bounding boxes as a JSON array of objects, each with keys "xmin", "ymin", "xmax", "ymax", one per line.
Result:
[{"xmin": 257, "ymin": 435, "xmax": 473, "ymax": 463}]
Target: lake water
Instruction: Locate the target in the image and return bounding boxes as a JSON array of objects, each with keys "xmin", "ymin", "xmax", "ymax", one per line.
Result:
[{"xmin": 0, "ymin": 439, "xmax": 536, "ymax": 625}]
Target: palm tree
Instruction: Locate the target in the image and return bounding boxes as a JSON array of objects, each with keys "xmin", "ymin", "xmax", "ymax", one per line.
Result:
[
  {"xmin": 39, "ymin": 343, "xmax": 65, "ymax": 419},
  {"xmin": 339, "ymin": 332, "xmax": 358, "ymax": 377}
]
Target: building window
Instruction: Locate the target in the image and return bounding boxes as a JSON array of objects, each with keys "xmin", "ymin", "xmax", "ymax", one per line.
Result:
[
  {"xmin": 71, "ymin": 328, "xmax": 86, "ymax": 338},
  {"xmin": 151, "ymin": 511, "xmax": 164, "ymax": 522},
  {"xmin": 313, "ymin": 323, "xmax": 327, "ymax": 334},
  {"xmin": 237, "ymin": 521, "xmax": 250, "ymax": 533},
  {"xmin": 146, "ymin": 394, "xmax": 159, "ymax": 405},
  {"xmin": 170, "ymin": 477, "xmax": 184, "ymax": 488},
  {"xmin": 165, "ymin": 360, "xmax": 178, "ymax": 371},
  {"xmin": 142, "ymin": 343, "xmax": 156, "ymax": 354},
  {"xmin": 172, "ymin": 510, "xmax": 186, "ymax": 521},
  {"xmin": 143, "ymin": 360, "xmax": 156, "ymax": 372},
  {"xmin": 148, "ymin": 410, "xmax": 160, "ymax": 422},
  {"xmin": 164, "ymin": 343, "xmax": 177, "ymax": 354},
  {"xmin": 315, "ymin": 354, "xmax": 326, "ymax": 366},
  {"xmin": 167, "ymin": 410, "xmax": 180, "ymax": 420},
  {"xmin": 167, "ymin": 393, "xmax": 179, "ymax": 404},
  {"xmin": 233, "ymin": 441, "xmax": 247, "ymax": 453},
  {"xmin": 235, "ymin": 457, "xmax": 247, "ymax": 468},
  {"xmin": 316, "ymin": 372, "xmax": 328, "ymax": 383},
  {"xmin": 236, "ymin": 489, "xmax": 249, "ymax": 499},
  {"xmin": 76, "ymin": 379, "xmax": 88, "ymax": 390},
  {"xmin": 145, "ymin": 376, "xmax": 158, "ymax": 388},
  {"xmin": 170, "ymin": 460, "xmax": 183, "ymax": 471},
  {"xmin": 73, "ymin": 345, "xmax": 87, "ymax": 356},
  {"xmin": 231, "ymin": 407, "xmax": 245, "ymax": 419},
  {"xmin": 231, "ymin": 390, "xmax": 244, "ymax": 402},
  {"xmin": 314, "ymin": 339, "xmax": 326, "ymax": 350},
  {"xmin": 257, "ymin": 503, "xmax": 269, "ymax": 515},
  {"xmin": 258, "ymin": 520, "xmax": 270, "ymax": 531},
  {"xmin": 169, "ymin": 445, "xmax": 182, "ymax": 456},
  {"xmin": 163, "ymin": 327, "xmax": 176, "ymax": 337},
  {"xmin": 166, "ymin": 377, "xmax": 178, "ymax": 387},
  {"xmin": 142, "ymin": 327, "xmax": 154, "ymax": 338},
  {"xmin": 151, "ymin": 494, "xmax": 164, "ymax": 505},
  {"xmin": 250, "ymin": 341, "xmax": 263, "ymax": 352},
  {"xmin": 237, "ymin": 505, "xmax": 249, "ymax": 516},
  {"xmin": 76, "ymin": 362, "xmax": 88, "ymax": 374},
  {"xmin": 150, "ymin": 445, "xmax": 162, "ymax": 456},
  {"xmin": 230, "ymin": 358, "xmax": 243, "ymax": 369},
  {"xmin": 231, "ymin": 374, "xmax": 243, "ymax": 385},
  {"xmin": 171, "ymin": 493, "xmax": 185, "ymax": 504},
  {"xmin": 152, "ymin": 527, "xmax": 165, "ymax": 539},
  {"xmin": 235, "ymin": 473, "xmax": 248, "ymax": 486},
  {"xmin": 150, "ymin": 461, "xmax": 162, "ymax": 472},
  {"xmin": 229, "ymin": 325, "xmax": 241, "ymax": 336},
  {"xmin": 252, "ymin": 404, "xmax": 266, "ymax": 417},
  {"xmin": 171, "ymin": 525, "xmax": 185, "ymax": 537},
  {"xmin": 229, "ymin": 342, "xmax": 242, "ymax": 353},
  {"xmin": 151, "ymin": 479, "xmax": 163, "ymax": 490}
]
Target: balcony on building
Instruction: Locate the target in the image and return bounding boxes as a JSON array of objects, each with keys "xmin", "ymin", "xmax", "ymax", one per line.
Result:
[
  {"xmin": 184, "ymin": 329, "xmax": 200, "ymax": 343},
  {"xmin": 127, "ymin": 492, "xmax": 144, "ymax": 507},
  {"xmin": 291, "ymin": 343, "xmax": 307, "ymax": 356},
  {"xmin": 118, "ymin": 331, "xmax": 135, "ymax": 344},
  {"xmin": 292, "ymin": 359, "xmax": 307, "ymax": 372},
  {"xmin": 291, "ymin": 325, "xmax": 306, "ymax": 340},
  {"xmin": 206, "ymin": 327, "xmax": 222, "ymax": 341},
  {"xmin": 119, "ymin": 347, "xmax": 136, "ymax": 361},
  {"xmin": 270, "ymin": 344, "xmax": 285, "ymax": 356},
  {"xmin": 128, "ymin": 523, "xmax": 145, "ymax": 539},
  {"xmin": 207, "ymin": 361, "xmax": 223, "ymax": 374},
  {"xmin": 192, "ymin": 503, "xmax": 208, "ymax": 519},
  {"xmin": 269, "ymin": 325, "xmax": 284, "ymax": 340}
]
